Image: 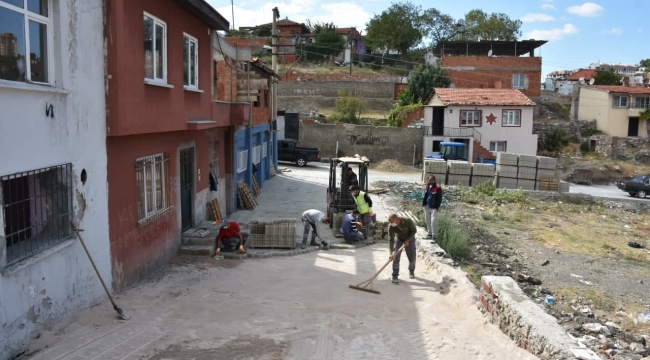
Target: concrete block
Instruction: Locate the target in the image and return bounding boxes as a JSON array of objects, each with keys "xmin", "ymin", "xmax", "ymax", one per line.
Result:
[
  {"xmin": 517, "ymin": 179, "xmax": 536, "ymax": 191},
  {"xmin": 518, "ymin": 154, "xmax": 538, "ymax": 168},
  {"xmin": 471, "ymin": 175, "xmax": 494, "ymax": 187},
  {"xmin": 535, "ymin": 169, "xmax": 556, "ymax": 180},
  {"xmin": 517, "ymin": 166, "xmax": 537, "ymax": 180},
  {"xmin": 424, "ymin": 159, "xmax": 447, "ymax": 173},
  {"xmin": 559, "ymin": 181, "xmax": 570, "ymax": 193},
  {"xmin": 447, "ymin": 174, "xmax": 470, "ymax": 187},
  {"xmin": 496, "ymin": 165, "xmax": 518, "ymax": 178},
  {"xmin": 495, "ymin": 176, "xmax": 517, "ymax": 189},
  {"xmin": 448, "ymin": 160, "xmax": 472, "ymax": 175},
  {"xmin": 496, "ymin": 152, "xmax": 518, "ymax": 166},
  {"xmin": 472, "ymin": 163, "xmax": 496, "ymax": 176},
  {"xmin": 536, "ymin": 156, "xmax": 557, "ymax": 170}
]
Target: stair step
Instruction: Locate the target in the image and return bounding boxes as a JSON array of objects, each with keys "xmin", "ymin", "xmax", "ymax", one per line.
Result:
[
  {"xmin": 182, "ymin": 236, "xmax": 214, "ymax": 246},
  {"xmin": 181, "ymin": 245, "xmax": 212, "ymax": 256}
]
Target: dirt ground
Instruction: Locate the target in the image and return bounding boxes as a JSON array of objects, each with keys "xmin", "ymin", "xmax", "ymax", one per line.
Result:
[{"xmin": 371, "ymin": 159, "xmax": 421, "ymax": 173}]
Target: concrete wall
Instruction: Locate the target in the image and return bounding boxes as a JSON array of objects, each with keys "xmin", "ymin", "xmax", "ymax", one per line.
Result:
[
  {"xmin": 300, "ymin": 123, "xmax": 423, "ymax": 164},
  {"xmin": 278, "ymin": 80, "xmax": 397, "ymax": 112},
  {"xmin": 0, "ymin": 1, "xmax": 109, "ymax": 358}
]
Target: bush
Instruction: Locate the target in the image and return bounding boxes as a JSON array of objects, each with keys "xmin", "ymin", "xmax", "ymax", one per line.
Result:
[
  {"xmin": 539, "ymin": 129, "xmax": 570, "ymax": 153},
  {"xmin": 459, "ymin": 182, "xmax": 527, "ymax": 205},
  {"xmin": 436, "ymin": 214, "xmax": 470, "ymax": 260},
  {"xmin": 582, "ymin": 128, "xmax": 604, "ymax": 137},
  {"xmin": 579, "ymin": 141, "xmax": 590, "ymax": 153}
]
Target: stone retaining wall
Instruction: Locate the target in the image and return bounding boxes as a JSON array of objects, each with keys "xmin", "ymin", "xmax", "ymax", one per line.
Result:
[{"xmin": 533, "ymin": 120, "xmax": 597, "ymax": 144}]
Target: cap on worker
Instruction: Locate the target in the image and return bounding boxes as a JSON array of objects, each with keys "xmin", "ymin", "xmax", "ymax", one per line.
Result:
[{"xmin": 349, "ymin": 185, "xmax": 360, "ymax": 191}]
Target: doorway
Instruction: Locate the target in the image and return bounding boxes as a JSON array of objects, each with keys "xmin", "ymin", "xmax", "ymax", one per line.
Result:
[
  {"xmin": 432, "ymin": 107, "xmax": 445, "ymax": 136},
  {"xmin": 628, "ymin": 117, "xmax": 639, "ymax": 137},
  {"xmin": 179, "ymin": 147, "xmax": 194, "ymax": 231}
]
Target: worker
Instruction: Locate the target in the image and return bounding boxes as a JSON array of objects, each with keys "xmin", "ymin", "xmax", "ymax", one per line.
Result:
[
  {"xmin": 346, "ymin": 167, "xmax": 359, "ymax": 187},
  {"xmin": 214, "ymin": 221, "xmax": 248, "ymax": 256},
  {"xmin": 339, "ymin": 210, "xmax": 365, "ymax": 244},
  {"xmin": 301, "ymin": 209, "xmax": 330, "ymax": 249},
  {"xmin": 422, "ymin": 175, "xmax": 443, "ymax": 243},
  {"xmin": 387, "ymin": 213, "xmax": 417, "ymax": 284},
  {"xmin": 349, "ymin": 185, "xmax": 375, "ymax": 235}
]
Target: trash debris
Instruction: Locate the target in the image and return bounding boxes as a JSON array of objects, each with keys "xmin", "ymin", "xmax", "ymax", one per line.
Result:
[
  {"xmin": 638, "ymin": 313, "xmax": 650, "ymax": 323},
  {"xmin": 583, "ymin": 323, "xmax": 610, "ymax": 334},
  {"xmin": 570, "ymin": 274, "xmax": 583, "ymax": 278},
  {"xmin": 579, "ymin": 279, "xmax": 593, "ymax": 286},
  {"xmin": 545, "ymin": 295, "xmax": 554, "ymax": 305},
  {"xmin": 627, "ymin": 241, "xmax": 645, "ymax": 249},
  {"xmin": 541, "ymin": 259, "xmax": 550, "ymax": 266},
  {"xmin": 516, "ymin": 273, "xmax": 542, "ymax": 285}
]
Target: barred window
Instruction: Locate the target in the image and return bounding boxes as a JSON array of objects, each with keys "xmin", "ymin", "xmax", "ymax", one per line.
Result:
[
  {"xmin": 2, "ymin": 164, "xmax": 73, "ymax": 266},
  {"xmin": 262, "ymin": 142, "xmax": 268, "ymax": 158},
  {"xmin": 237, "ymin": 150, "xmax": 248, "ymax": 173},
  {"xmin": 252, "ymin": 145, "xmax": 261, "ymax": 165},
  {"xmin": 136, "ymin": 154, "xmax": 169, "ymax": 221}
]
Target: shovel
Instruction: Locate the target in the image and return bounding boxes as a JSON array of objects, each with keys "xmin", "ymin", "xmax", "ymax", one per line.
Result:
[
  {"xmin": 70, "ymin": 221, "xmax": 130, "ymax": 320},
  {"xmin": 349, "ymin": 243, "xmax": 406, "ymax": 294}
]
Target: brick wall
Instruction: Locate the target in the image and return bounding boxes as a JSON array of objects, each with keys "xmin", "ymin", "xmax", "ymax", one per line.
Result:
[
  {"xmin": 401, "ymin": 108, "xmax": 424, "ymax": 128},
  {"xmin": 473, "ymin": 140, "xmax": 496, "ymax": 163},
  {"xmin": 442, "ymin": 56, "xmax": 542, "ymax": 98},
  {"xmin": 281, "ymin": 71, "xmax": 405, "ymax": 83},
  {"xmin": 215, "ymin": 56, "xmax": 238, "ymax": 102}
]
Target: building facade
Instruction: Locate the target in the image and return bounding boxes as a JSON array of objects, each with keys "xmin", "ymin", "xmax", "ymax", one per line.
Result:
[{"xmin": 0, "ymin": 0, "xmax": 109, "ymax": 358}]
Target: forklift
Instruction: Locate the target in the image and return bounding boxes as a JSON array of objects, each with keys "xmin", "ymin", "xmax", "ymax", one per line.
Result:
[{"xmin": 326, "ymin": 156, "xmax": 370, "ymax": 228}]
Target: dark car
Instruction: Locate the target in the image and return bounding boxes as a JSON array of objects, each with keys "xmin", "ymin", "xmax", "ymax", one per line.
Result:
[
  {"xmin": 277, "ymin": 139, "xmax": 320, "ymax": 167},
  {"xmin": 616, "ymin": 175, "xmax": 650, "ymax": 198}
]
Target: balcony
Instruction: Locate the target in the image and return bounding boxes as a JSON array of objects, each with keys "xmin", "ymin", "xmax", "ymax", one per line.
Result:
[{"xmin": 423, "ymin": 126, "xmax": 482, "ymax": 143}]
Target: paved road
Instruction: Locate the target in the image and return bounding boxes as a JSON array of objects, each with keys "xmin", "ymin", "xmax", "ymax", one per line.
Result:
[
  {"xmin": 569, "ymin": 183, "xmax": 649, "ymax": 203},
  {"xmin": 24, "ymin": 166, "xmax": 535, "ymax": 360}
]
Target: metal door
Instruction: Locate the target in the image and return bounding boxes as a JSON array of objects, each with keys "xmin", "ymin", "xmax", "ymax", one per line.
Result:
[{"xmin": 180, "ymin": 148, "xmax": 194, "ymax": 231}]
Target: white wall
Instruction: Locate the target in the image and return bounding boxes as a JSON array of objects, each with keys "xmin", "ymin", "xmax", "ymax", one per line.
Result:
[{"xmin": 0, "ymin": 1, "xmax": 109, "ymax": 358}]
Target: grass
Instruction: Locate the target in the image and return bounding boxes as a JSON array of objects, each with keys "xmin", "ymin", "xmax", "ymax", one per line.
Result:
[
  {"xmin": 317, "ymin": 108, "xmax": 387, "ymax": 120},
  {"xmin": 436, "ymin": 214, "xmax": 470, "ymax": 260}
]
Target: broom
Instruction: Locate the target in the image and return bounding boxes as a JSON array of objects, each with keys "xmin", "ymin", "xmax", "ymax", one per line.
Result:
[{"xmin": 349, "ymin": 243, "xmax": 406, "ymax": 294}]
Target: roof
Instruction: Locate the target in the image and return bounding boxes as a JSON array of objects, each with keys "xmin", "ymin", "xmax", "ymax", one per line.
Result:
[
  {"xmin": 567, "ymin": 69, "xmax": 597, "ymax": 81},
  {"xmin": 585, "ymin": 85, "xmax": 650, "ymax": 94},
  {"xmin": 432, "ymin": 40, "xmax": 547, "ymax": 57},
  {"xmin": 170, "ymin": 0, "xmax": 229, "ymax": 30},
  {"xmin": 428, "ymin": 88, "xmax": 537, "ymax": 106},
  {"xmin": 249, "ymin": 58, "xmax": 280, "ymax": 79}
]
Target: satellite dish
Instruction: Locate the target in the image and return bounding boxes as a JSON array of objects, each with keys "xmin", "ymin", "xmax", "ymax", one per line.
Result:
[
  {"xmin": 488, "ymin": 49, "xmax": 493, "ymax": 57},
  {"xmin": 589, "ymin": 78, "xmax": 595, "ymax": 85},
  {"xmin": 579, "ymin": 77, "xmax": 585, "ymax": 84}
]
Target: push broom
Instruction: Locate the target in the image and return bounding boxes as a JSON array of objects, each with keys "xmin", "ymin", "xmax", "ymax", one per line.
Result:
[{"xmin": 349, "ymin": 243, "xmax": 406, "ymax": 295}]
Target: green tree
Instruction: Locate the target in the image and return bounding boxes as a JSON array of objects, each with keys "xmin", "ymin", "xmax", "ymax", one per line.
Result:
[
  {"xmin": 226, "ymin": 29, "xmax": 249, "ymax": 37},
  {"xmin": 253, "ymin": 25, "xmax": 271, "ymax": 37},
  {"xmin": 406, "ymin": 64, "xmax": 451, "ymax": 103},
  {"xmin": 420, "ymin": 8, "xmax": 456, "ymax": 48},
  {"xmin": 639, "ymin": 58, "xmax": 650, "ymax": 68},
  {"xmin": 386, "ymin": 101, "xmax": 422, "ymax": 127},
  {"xmin": 302, "ymin": 24, "xmax": 345, "ymax": 61},
  {"xmin": 331, "ymin": 89, "xmax": 366, "ymax": 124},
  {"xmin": 593, "ymin": 69, "xmax": 621, "ymax": 85},
  {"xmin": 462, "ymin": 9, "xmax": 521, "ymax": 41},
  {"xmin": 365, "ymin": 1, "xmax": 423, "ymax": 57}
]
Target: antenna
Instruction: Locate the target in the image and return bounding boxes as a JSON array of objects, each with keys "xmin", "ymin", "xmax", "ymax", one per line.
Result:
[{"xmin": 589, "ymin": 78, "xmax": 595, "ymax": 85}]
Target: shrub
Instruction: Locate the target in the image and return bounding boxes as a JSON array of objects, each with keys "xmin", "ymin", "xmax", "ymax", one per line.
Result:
[
  {"xmin": 582, "ymin": 128, "xmax": 604, "ymax": 137},
  {"xmin": 436, "ymin": 214, "xmax": 470, "ymax": 260},
  {"xmin": 540, "ymin": 129, "xmax": 570, "ymax": 153},
  {"xmin": 580, "ymin": 141, "xmax": 590, "ymax": 153},
  {"xmin": 459, "ymin": 182, "xmax": 527, "ymax": 205}
]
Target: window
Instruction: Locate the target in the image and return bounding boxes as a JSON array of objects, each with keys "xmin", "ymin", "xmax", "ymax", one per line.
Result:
[
  {"xmin": 183, "ymin": 33, "xmax": 197, "ymax": 88},
  {"xmin": 237, "ymin": 150, "xmax": 248, "ymax": 173},
  {"xmin": 264, "ymin": 90, "xmax": 269, "ymax": 108},
  {"xmin": 0, "ymin": 0, "xmax": 51, "ymax": 83},
  {"xmin": 460, "ymin": 110, "xmax": 481, "ymax": 126},
  {"xmin": 2, "ymin": 164, "xmax": 73, "ymax": 266},
  {"xmin": 143, "ymin": 13, "xmax": 166, "ymax": 82},
  {"xmin": 634, "ymin": 96, "xmax": 650, "ymax": 109},
  {"xmin": 489, "ymin": 141, "xmax": 507, "ymax": 152},
  {"xmin": 209, "ymin": 141, "xmax": 219, "ymax": 178},
  {"xmin": 613, "ymin": 95, "xmax": 628, "ymax": 108},
  {"xmin": 502, "ymin": 110, "xmax": 521, "ymax": 126},
  {"xmin": 252, "ymin": 145, "xmax": 261, "ymax": 165},
  {"xmin": 136, "ymin": 154, "xmax": 169, "ymax": 221},
  {"xmin": 262, "ymin": 142, "xmax": 268, "ymax": 158},
  {"xmin": 512, "ymin": 74, "xmax": 527, "ymax": 89}
]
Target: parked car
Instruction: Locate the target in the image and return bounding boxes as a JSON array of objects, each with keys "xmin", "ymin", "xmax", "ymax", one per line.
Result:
[
  {"xmin": 277, "ymin": 139, "xmax": 320, "ymax": 167},
  {"xmin": 616, "ymin": 175, "xmax": 650, "ymax": 198}
]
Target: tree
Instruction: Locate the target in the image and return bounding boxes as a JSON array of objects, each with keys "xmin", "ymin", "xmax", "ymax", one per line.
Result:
[
  {"xmin": 406, "ymin": 64, "xmax": 451, "ymax": 103},
  {"xmin": 593, "ymin": 69, "xmax": 621, "ymax": 85},
  {"xmin": 253, "ymin": 25, "xmax": 271, "ymax": 37},
  {"xmin": 639, "ymin": 58, "xmax": 650, "ymax": 68},
  {"xmin": 302, "ymin": 24, "xmax": 345, "ymax": 61},
  {"xmin": 462, "ymin": 9, "xmax": 521, "ymax": 41},
  {"xmin": 331, "ymin": 89, "xmax": 365, "ymax": 124},
  {"xmin": 365, "ymin": 1, "xmax": 423, "ymax": 57},
  {"xmin": 225, "ymin": 29, "xmax": 249, "ymax": 37},
  {"xmin": 420, "ymin": 8, "xmax": 456, "ymax": 48}
]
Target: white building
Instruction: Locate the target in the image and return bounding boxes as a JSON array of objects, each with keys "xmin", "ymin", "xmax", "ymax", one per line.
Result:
[
  {"xmin": 423, "ymin": 88, "xmax": 538, "ymax": 162},
  {"xmin": 0, "ymin": 1, "xmax": 109, "ymax": 358}
]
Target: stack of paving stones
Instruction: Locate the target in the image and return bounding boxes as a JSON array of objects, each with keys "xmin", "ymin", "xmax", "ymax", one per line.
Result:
[
  {"xmin": 517, "ymin": 154, "xmax": 538, "ymax": 191},
  {"xmin": 495, "ymin": 152, "xmax": 519, "ymax": 189},
  {"xmin": 423, "ymin": 159, "xmax": 447, "ymax": 185},
  {"xmin": 447, "ymin": 160, "xmax": 471, "ymax": 187},
  {"xmin": 470, "ymin": 163, "xmax": 496, "ymax": 186},
  {"xmin": 249, "ymin": 219, "xmax": 297, "ymax": 249}
]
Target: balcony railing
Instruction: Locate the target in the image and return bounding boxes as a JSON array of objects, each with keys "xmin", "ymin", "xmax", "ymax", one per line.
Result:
[{"xmin": 423, "ymin": 126, "xmax": 482, "ymax": 143}]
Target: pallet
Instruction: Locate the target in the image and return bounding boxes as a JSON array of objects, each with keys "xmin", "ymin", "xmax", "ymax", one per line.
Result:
[
  {"xmin": 252, "ymin": 176, "xmax": 261, "ymax": 197},
  {"xmin": 237, "ymin": 180, "xmax": 258, "ymax": 210},
  {"xmin": 538, "ymin": 177, "xmax": 560, "ymax": 192},
  {"xmin": 208, "ymin": 198, "xmax": 223, "ymax": 223}
]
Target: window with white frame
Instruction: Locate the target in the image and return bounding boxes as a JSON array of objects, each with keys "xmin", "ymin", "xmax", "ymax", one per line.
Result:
[
  {"xmin": 143, "ymin": 13, "xmax": 166, "ymax": 82},
  {"xmin": 262, "ymin": 142, "xmax": 268, "ymax": 158},
  {"xmin": 237, "ymin": 150, "xmax": 248, "ymax": 173},
  {"xmin": 634, "ymin": 96, "xmax": 650, "ymax": 108},
  {"xmin": 512, "ymin": 74, "xmax": 527, "ymax": 89},
  {"xmin": 489, "ymin": 141, "xmax": 507, "ymax": 152},
  {"xmin": 0, "ymin": 0, "xmax": 51, "ymax": 83},
  {"xmin": 612, "ymin": 95, "xmax": 628, "ymax": 108},
  {"xmin": 252, "ymin": 145, "xmax": 261, "ymax": 165},
  {"xmin": 183, "ymin": 33, "xmax": 198, "ymax": 88},
  {"xmin": 502, "ymin": 110, "xmax": 521, "ymax": 126},
  {"xmin": 136, "ymin": 154, "xmax": 169, "ymax": 221},
  {"xmin": 2, "ymin": 164, "xmax": 73, "ymax": 266},
  {"xmin": 460, "ymin": 110, "xmax": 481, "ymax": 126}
]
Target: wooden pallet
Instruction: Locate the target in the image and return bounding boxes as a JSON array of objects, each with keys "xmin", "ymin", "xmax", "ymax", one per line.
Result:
[
  {"xmin": 237, "ymin": 180, "xmax": 257, "ymax": 210},
  {"xmin": 252, "ymin": 176, "xmax": 261, "ymax": 197},
  {"xmin": 538, "ymin": 177, "xmax": 560, "ymax": 191},
  {"xmin": 208, "ymin": 198, "xmax": 223, "ymax": 224}
]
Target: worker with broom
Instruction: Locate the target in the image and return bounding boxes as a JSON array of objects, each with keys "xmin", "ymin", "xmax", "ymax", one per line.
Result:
[{"xmin": 387, "ymin": 213, "xmax": 417, "ymax": 284}]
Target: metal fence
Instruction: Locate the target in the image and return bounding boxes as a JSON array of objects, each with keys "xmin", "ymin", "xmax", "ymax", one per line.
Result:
[
  {"xmin": 423, "ymin": 127, "xmax": 482, "ymax": 143},
  {"xmin": 2, "ymin": 164, "xmax": 73, "ymax": 266}
]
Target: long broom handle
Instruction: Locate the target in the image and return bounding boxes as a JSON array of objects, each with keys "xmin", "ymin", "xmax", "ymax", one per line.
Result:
[
  {"xmin": 357, "ymin": 243, "xmax": 406, "ymax": 286},
  {"xmin": 70, "ymin": 221, "xmax": 117, "ymax": 307}
]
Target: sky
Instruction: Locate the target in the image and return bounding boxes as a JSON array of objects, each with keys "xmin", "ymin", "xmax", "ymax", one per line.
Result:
[{"xmin": 206, "ymin": 0, "xmax": 649, "ymax": 78}]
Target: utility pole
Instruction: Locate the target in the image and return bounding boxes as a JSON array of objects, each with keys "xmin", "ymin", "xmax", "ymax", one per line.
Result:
[
  {"xmin": 349, "ymin": 29, "xmax": 353, "ymax": 75},
  {"xmin": 271, "ymin": 7, "xmax": 280, "ymax": 173}
]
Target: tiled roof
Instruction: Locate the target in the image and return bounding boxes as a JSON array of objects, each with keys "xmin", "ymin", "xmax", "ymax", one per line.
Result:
[
  {"xmin": 250, "ymin": 58, "xmax": 280, "ymax": 78},
  {"xmin": 587, "ymin": 85, "xmax": 650, "ymax": 94},
  {"xmin": 429, "ymin": 88, "xmax": 536, "ymax": 106},
  {"xmin": 566, "ymin": 69, "xmax": 597, "ymax": 81}
]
